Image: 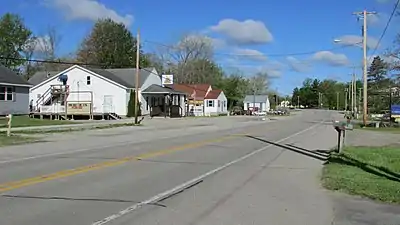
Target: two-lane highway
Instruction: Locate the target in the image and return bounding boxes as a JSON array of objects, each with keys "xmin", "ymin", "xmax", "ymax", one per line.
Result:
[{"xmin": 0, "ymin": 110, "xmax": 336, "ymax": 225}]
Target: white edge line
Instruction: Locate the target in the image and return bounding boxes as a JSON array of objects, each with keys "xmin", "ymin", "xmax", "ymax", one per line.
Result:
[{"xmin": 91, "ymin": 120, "xmax": 324, "ymax": 225}]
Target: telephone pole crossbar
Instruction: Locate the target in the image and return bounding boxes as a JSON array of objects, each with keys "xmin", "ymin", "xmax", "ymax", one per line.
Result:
[{"xmin": 352, "ymin": 10, "xmax": 377, "ymax": 126}]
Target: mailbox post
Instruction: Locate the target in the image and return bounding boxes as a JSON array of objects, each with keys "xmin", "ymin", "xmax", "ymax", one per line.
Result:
[{"xmin": 333, "ymin": 117, "xmax": 353, "ymax": 153}]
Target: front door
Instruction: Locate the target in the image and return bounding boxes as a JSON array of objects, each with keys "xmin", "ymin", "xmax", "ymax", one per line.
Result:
[{"xmin": 103, "ymin": 95, "xmax": 114, "ymax": 113}]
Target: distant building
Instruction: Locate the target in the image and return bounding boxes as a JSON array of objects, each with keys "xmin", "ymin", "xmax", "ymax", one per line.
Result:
[
  {"xmin": 243, "ymin": 95, "xmax": 270, "ymax": 112},
  {"xmin": 0, "ymin": 64, "xmax": 32, "ymax": 115},
  {"xmin": 170, "ymin": 84, "xmax": 228, "ymax": 116}
]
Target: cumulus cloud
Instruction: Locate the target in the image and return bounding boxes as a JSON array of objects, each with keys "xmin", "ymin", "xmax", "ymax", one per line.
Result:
[
  {"xmin": 209, "ymin": 19, "xmax": 273, "ymax": 45},
  {"xmin": 43, "ymin": 0, "xmax": 134, "ymax": 26},
  {"xmin": 312, "ymin": 51, "xmax": 349, "ymax": 66},
  {"xmin": 232, "ymin": 48, "xmax": 267, "ymax": 61},
  {"xmin": 286, "ymin": 56, "xmax": 311, "ymax": 72},
  {"xmin": 334, "ymin": 35, "xmax": 380, "ymax": 49}
]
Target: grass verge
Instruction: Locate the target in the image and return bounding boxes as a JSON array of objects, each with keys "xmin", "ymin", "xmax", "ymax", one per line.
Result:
[
  {"xmin": 14, "ymin": 122, "xmax": 143, "ymax": 134},
  {"xmin": 0, "ymin": 116, "xmax": 77, "ymax": 128},
  {"xmin": 322, "ymin": 146, "xmax": 400, "ymax": 204},
  {"xmin": 0, "ymin": 134, "xmax": 43, "ymax": 147}
]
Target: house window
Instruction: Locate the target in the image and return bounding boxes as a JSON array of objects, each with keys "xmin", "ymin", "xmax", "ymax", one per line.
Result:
[
  {"xmin": 218, "ymin": 100, "xmax": 221, "ymax": 107},
  {"xmin": 0, "ymin": 86, "xmax": 14, "ymax": 101},
  {"xmin": 224, "ymin": 101, "xmax": 227, "ymax": 107},
  {"xmin": 86, "ymin": 76, "xmax": 91, "ymax": 85},
  {"xmin": 247, "ymin": 103, "xmax": 250, "ymax": 109},
  {"xmin": 207, "ymin": 100, "xmax": 214, "ymax": 107}
]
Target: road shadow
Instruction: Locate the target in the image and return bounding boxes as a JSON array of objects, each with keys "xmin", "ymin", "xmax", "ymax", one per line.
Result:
[
  {"xmin": 0, "ymin": 194, "xmax": 166, "ymax": 207},
  {"xmin": 329, "ymin": 154, "xmax": 400, "ymax": 182},
  {"xmin": 245, "ymin": 135, "xmax": 330, "ymax": 161}
]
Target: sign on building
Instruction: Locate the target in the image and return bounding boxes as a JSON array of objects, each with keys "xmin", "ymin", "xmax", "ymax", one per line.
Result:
[
  {"xmin": 66, "ymin": 102, "xmax": 92, "ymax": 115},
  {"xmin": 161, "ymin": 75, "xmax": 173, "ymax": 87}
]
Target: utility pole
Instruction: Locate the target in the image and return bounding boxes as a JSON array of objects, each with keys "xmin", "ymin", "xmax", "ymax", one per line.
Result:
[
  {"xmin": 297, "ymin": 95, "xmax": 300, "ymax": 108},
  {"xmin": 345, "ymin": 88, "xmax": 348, "ymax": 111},
  {"xmin": 134, "ymin": 30, "xmax": 140, "ymax": 124},
  {"xmin": 353, "ymin": 10, "xmax": 376, "ymax": 125},
  {"xmin": 336, "ymin": 92, "xmax": 339, "ymax": 110}
]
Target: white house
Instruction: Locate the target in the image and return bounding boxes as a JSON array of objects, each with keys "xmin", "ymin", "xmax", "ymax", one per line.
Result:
[
  {"xmin": 28, "ymin": 65, "xmax": 187, "ymax": 119},
  {"xmin": 203, "ymin": 89, "xmax": 228, "ymax": 116},
  {"xmin": 170, "ymin": 84, "xmax": 228, "ymax": 116},
  {"xmin": 243, "ymin": 95, "xmax": 270, "ymax": 112}
]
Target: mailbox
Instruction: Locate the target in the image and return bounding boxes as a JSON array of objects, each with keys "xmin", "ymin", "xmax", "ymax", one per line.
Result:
[{"xmin": 333, "ymin": 118, "xmax": 353, "ymax": 153}]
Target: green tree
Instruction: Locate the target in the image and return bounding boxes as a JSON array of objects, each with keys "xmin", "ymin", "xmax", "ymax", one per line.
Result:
[
  {"xmin": 0, "ymin": 13, "xmax": 33, "ymax": 69},
  {"xmin": 220, "ymin": 73, "xmax": 250, "ymax": 109},
  {"xmin": 77, "ymin": 18, "xmax": 150, "ymax": 68},
  {"xmin": 367, "ymin": 56, "xmax": 390, "ymax": 113},
  {"xmin": 368, "ymin": 56, "xmax": 388, "ymax": 88},
  {"xmin": 127, "ymin": 90, "xmax": 141, "ymax": 117}
]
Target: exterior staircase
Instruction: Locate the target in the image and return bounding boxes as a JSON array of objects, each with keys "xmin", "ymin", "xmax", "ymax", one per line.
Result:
[{"xmin": 109, "ymin": 113, "xmax": 122, "ymax": 120}]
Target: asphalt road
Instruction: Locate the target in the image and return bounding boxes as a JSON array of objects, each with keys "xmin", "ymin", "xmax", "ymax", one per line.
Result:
[{"xmin": 0, "ymin": 110, "xmax": 339, "ymax": 225}]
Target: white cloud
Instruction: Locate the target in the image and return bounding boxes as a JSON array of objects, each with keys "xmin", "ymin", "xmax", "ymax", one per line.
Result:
[
  {"xmin": 334, "ymin": 35, "xmax": 380, "ymax": 49},
  {"xmin": 209, "ymin": 19, "xmax": 273, "ymax": 45},
  {"xmin": 312, "ymin": 51, "xmax": 349, "ymax": 66},
  {"xmin": 221, "ymin": 60, "xmax": 284, "ymax": 77},
  {"xmin": 232, "ymin": 48, "xmax": 267, "ymax": 61},
  {"xmin": 210, "ymin": 38, "xmax": 226, "ymax": 49},
  {"xmin": 22, "ymin": 36, "xmax": 51, "ymax": 53},
  {"xmin": 44, "ymin": 0, "xmax": 134, "ymax": 26},
  {"xmin": 286, "ymin": 56, "xmax": 311, "ymax": 73}
]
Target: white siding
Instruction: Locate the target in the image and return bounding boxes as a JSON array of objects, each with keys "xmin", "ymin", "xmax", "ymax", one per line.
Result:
[
  {"xmin": 243, "ymin": 100, "xmax": 271, "ymax": 112},
  {"xmin": 30, "ymin": 67, "xmax": 128, "ymax": 116},
  {"xmin": 203, "ymin": 92, "xmax": 228, "ymax": 116}
]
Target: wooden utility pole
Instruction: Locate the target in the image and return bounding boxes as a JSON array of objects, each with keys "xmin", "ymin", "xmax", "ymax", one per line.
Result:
[
  {"xmin": 353, "ymin": 10, "xmax": 376, "ymax": 125},
  {"xmin": 297, "ymin": 95, "xmax": 300, "ymax": 108},
  {"xmin": 345, "ymin": 88, "xmax": 348, "ymax": 111},
  {"xmin": 134, "ymin": 30, "xmax": 140, "ymax": 124}
]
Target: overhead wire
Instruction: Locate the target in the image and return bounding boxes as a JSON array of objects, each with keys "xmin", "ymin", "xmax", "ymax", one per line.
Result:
[
  {"xmin": 143, "ymin": 39, "xmax": 357, "ymax": 58},
  {"xmin": 368, "ymin": 0, "xmax": 400, "ymax": 61}
]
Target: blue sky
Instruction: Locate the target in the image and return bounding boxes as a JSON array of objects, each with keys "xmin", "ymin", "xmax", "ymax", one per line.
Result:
[{"xmin": 1, "ymin": 0, "xmax": 400, "ymax": 95}]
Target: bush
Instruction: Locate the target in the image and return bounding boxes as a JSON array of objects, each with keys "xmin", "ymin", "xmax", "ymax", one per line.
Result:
[{"xmin": 127, "ymin": 90, "xmax": 141, "ymax": 117}]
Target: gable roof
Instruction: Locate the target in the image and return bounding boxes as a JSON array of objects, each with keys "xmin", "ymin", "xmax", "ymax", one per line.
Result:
[
  {"xmin": 28, "ymin": 66, "xmax": 156, "ymax": 88},
  {"xmin": 188, "ymin": 84, "xmax": 211, "ymax": 91},
  {"xmin": 168, "ymin": 84, "xmax": 208, "ymax": 100},
  {"xmin": 205, "ymin": 89, "xmax": 222, "ymax": 99},
  {"xmin": 243, "ymin": 95, "xmax": 269, "ymax": 103},
  {"xmin": 142, "ymin": 84, "xmax": 187, "ymax": 95},
  {"xmin": 0, "ymin": 65, "xmax": 31, "ymax": 87}
]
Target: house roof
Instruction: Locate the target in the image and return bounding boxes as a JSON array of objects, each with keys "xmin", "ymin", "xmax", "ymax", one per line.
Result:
[
  {"xmin": 244, "ymin": 95, "xmax": 269, "ymax": 103},
  {"xmin": 142, "ymin": 84, "xmax": 187, "ymax": 95},
  {"xmin": 0, "ymin": 65, "xmax": 31, "ymax": 87},
  {"xmin": 205, "ymin": 89, "xmax": 222, "ymax": 99},
  {"xmin": 168, "ymin": 84, "xmax": 208, "ymax": 100},
  {"xmin": 28, "ymin": 66, "xmax": 156, "ymax": 88},
  {"xmin": 188, "ymin": 84, "xmax": 211, "ymax": 91}
]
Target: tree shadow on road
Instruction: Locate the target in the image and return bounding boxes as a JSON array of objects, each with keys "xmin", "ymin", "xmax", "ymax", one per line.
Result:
[{"xmin": 245, "ymin": 135, "xmax": 331, "ymax": 161}]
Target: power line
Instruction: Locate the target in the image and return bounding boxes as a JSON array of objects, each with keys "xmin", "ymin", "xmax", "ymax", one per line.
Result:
[
  {"xmin": 369, "ymin": 0, "xmax": 400, "ymax": 60},
  {"xmin": 143, "ymin": 39, "xmax": 356, "ymax": 58}
]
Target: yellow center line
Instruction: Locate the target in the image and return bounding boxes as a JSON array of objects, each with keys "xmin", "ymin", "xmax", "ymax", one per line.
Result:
[{"xmin": 0, "ymin": 134, "xmax": 244, "ymax": 193}]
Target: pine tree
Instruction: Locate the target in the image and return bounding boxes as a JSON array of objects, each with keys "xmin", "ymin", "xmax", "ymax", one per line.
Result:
[{"xmin": 367, "ymin": 56, "xmax": 388, "ymax": 89}]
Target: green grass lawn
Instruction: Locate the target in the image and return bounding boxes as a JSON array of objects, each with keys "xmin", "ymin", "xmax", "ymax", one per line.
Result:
[
  {"xmin": 0, "ymin": 134, "xmax": 42, "ymax": 147},
  {"xmin": 0, "ymin": 116, "xmax": 77, "ymax": 128},
  {"xmin": 322, "ymin": 146, "xmax": 400, "ymax": 204}
]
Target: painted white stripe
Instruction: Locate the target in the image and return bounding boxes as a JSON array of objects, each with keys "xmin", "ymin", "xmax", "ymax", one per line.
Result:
[{"xmin": 91, "ymin": 120, "xmax": 324, "ymax": 225}]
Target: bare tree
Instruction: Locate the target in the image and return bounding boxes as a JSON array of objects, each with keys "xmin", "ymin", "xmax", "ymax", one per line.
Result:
[
  {"xmin": 248, "ymin": 72, "xmax": 270, "ymax": 94},
  {"xmin": 157, "ymin": 34, "xmax": 220, "ymax": 84}
]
